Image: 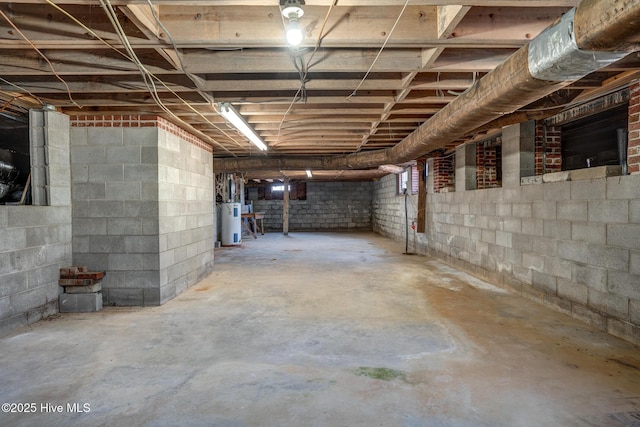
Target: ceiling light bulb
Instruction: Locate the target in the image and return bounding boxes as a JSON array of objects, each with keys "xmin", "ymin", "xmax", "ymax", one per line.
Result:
[{"xmin": 286, "ymin": 19, "xmax": 303, "ymax": 46}]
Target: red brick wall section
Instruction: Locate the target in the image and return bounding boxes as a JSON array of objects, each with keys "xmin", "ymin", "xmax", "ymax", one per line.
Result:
[
  {"xmin": 433, "ymin": 156, "xmax": 455, "ymax": 193},
  {"xmin": 70, "ymin": 115, "xmax": 213, "ymax": 153},
  {"xmin": 535, "ymin": 122, "xmax": 562, "ymax": 175},
  {"xmin": 629, "ymin": 80, "xmax": 640, "ymax": 174},
  {"xmin": 476, "ymin": 142, "xmax": 499, "ymax": 189}
]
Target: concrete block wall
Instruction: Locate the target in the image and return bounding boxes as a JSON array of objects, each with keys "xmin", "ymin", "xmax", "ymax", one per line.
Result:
[
  {"xmin": 372, "ymin": 173, "xmax": 427, "ymax": 251},
  {"xmin": 70, "ymin": 115, "xmax": 214, "ymax": 306},
  {"xmin": 373, "ymin": 120, "xmax": 640, "ymax": 344},
  {"xmin": 158, "ymin": 120, "xmax": 214, "ymax": 304},
  {"xmin": 252, "ymin": 181, "xmax": 373, "ymax": 231},
  {"xmin": 1, "ymin": 110, "xmax": 72, "ymax": 335}
]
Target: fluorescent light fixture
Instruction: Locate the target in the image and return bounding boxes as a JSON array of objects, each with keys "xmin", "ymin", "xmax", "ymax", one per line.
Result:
[
  {"xmin": 306, "ymin": 169, "xmax": 312, "ymax": 178},
  {"xmin": 218, "ymin": 102, "xmax": 267, "ymax": 151}
]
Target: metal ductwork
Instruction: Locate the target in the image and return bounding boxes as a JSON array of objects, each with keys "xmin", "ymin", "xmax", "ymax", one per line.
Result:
[{"xmin": 214, "ymin": 0, "xmax": 640, "ymax": 173}]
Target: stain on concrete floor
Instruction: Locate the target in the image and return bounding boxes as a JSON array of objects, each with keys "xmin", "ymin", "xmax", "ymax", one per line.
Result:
[{"xmin": 1, "ymin": 232, "xmax": 639, "ymax": 426}]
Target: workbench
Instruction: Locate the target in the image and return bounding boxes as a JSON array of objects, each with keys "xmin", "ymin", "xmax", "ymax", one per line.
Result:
[{"xmin": 241, "ymin": 212, "xmax": 265, "ymax": 239}]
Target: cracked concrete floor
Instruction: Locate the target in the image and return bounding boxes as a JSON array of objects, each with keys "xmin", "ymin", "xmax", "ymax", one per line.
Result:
[{"xmin": 1, "ymin": 232, "xmax": 640, "ymax": 426}]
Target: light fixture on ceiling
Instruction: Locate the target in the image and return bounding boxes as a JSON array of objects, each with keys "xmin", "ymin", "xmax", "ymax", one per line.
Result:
[
  {"xmin": 218, "ymin": 102, "xmax": 268, "ymax": 151},
  {"xmin": 280, "ymin": 0, "xmax": 305, "ymax": 46},
  {"xmin": 306, "ymin": 169, "xmax": 313, "ymax": 178}
]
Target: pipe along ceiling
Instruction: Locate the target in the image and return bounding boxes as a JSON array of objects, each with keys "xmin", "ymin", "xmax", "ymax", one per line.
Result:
[{"xmin": 214, "ymin": 0, "xmax": 640, "ymax": 174}]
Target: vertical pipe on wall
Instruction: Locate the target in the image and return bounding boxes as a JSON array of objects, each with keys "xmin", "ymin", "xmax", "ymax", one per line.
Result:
[{"xmin": 283, "ymin": 177, "xmax": 290, "ymax": 235}]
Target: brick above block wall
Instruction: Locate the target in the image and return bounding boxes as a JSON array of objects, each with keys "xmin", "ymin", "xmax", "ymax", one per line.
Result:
[{"xmin": 70, "ymin": 115, "xmax": 212, "ymax": 153}]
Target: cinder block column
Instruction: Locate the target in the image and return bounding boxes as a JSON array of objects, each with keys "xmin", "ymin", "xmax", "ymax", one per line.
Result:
[
  {"xmin": 502, "ymin": 120, "xmax": 535, "ymax": 188},
  {"xmin": 29, "ymin": 109, "xmax": 71, "ymax": 206},
  {"xmin": 70, "ymin": 115, "xmax": 214, "ymax": 307},
  {"xmin": 628, "ymin": 80, "xmax": 640, "ymax": 174},
  {"xmin": 456, "ymin": 143, "xmax": 476, "ymax": 192}
]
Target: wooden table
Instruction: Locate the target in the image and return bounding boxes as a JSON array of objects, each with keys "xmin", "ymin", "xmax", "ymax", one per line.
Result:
[{"xmin": 241, "ymin": 212, "xmax": 265, "ymax": 239}]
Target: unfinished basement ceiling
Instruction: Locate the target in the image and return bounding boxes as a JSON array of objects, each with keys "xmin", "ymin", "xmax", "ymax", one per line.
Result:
[{"xmin": 0, "ymin": 0, "xmax": 639, "ymax": 180}]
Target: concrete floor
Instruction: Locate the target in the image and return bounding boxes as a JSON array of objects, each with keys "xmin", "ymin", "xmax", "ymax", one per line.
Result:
[{"xmin": 1, "ymin": 232, "xmax": 640, "ymax": 427}]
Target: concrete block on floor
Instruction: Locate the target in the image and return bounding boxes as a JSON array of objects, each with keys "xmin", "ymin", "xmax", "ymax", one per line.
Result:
[
  {"xmin": 59, "ymin": 292, "xmax": 102, "ymax": 312},
  {"xmin": 64, "ymin": 282, "xmax": 102, "ymax": 294}
]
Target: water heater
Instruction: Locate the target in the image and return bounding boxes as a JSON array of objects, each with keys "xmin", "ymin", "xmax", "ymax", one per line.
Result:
[{"xmin": 220, "ymin": 202, "xmax": 242, "ymax": 246}]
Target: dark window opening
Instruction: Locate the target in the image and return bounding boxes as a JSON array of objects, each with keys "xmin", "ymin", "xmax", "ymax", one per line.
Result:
[
  {"xmin": 0, "ymin": 120, "xmax": 30, "ymax": 205},
  {"xmin": 250, "ymin": 181, "xmax": 307, "ymax": 201},
  {"xmin": 561, "ymin": 105, "xmax": 628, "ymax": 171}
]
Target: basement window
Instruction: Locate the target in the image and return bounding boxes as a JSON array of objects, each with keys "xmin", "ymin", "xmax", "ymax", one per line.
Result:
[
  {"xmin": 397, "ymin": 165, "xmax": 418, "ymax": 195},
  {"xmin": 561, "ymin": 104, "xmax": 628, "ymax": 171},
  {"xmin": 271, "ymin": 184, "xmax": 290, "ymax": 192},
  {"xmin": 252, "ymin": 182, "xmax": 306, "ymax": 200},
  {"xmin": 0, "ymin": 121, "xmax": 31, "ymax": 205}
]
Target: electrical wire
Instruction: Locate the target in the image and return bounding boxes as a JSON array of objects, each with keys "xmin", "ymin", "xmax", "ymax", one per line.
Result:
[
  {"xmin": 274, "ymin": 1, "xmax": 337, "ymax": 144},
  {"xmin": 101, "ymin": 0, "xmax": 239, "ymax": 155},
  {"xmin": 142, "ymin": 0, "xmax": 215, "ymax": 105},
  {"xmin": 44, "ymin": 0, "xmax": 240, "ymax": 156},
  {"xmin": 0, "ymin": 9, "xmax": 80, "ymax": 108},
  {"xmin": 0, "ymin": 78, "xmax": 44, "ymax": 106},
  {"xmin": 142, "ymin": 0, "xmax": 256, "ymax": 154},
  {"xmin": 346, "ymin": 0, "xmax": 410, "ymax": 100},
  {"xmin": 447, "ymin": 71, "xmax": 477, "ymax": 96}
]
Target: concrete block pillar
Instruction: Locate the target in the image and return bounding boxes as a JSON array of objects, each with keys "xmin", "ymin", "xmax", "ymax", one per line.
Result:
[
  {"xmin": 29, "ymin": 109, "xmax": 71, "ymax": 206},
  {"xmin": 70, "ymin": 115, "xmax": 214, "ymax": 307},
  {"xmin": 456, "ymin": 143, "xmax": 476, "ymax": 192},
  {"xmin": 502, "ymin": 120, "xmax": 535, "ymax": 188},
  {"xmin": 628, "ymin": 80, "xmax": 640, "ymax": 174}
]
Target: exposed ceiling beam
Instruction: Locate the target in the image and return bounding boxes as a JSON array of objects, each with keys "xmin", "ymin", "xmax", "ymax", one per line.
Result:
[{"xmin": 214, "ymin": 0, "xmax": 640, "ymax": 172}]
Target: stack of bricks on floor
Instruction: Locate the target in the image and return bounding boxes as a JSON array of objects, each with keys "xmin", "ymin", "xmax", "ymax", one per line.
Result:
[{"xmin": 58, "ymin": 267, "xmax": 104, "ymax": 313}]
